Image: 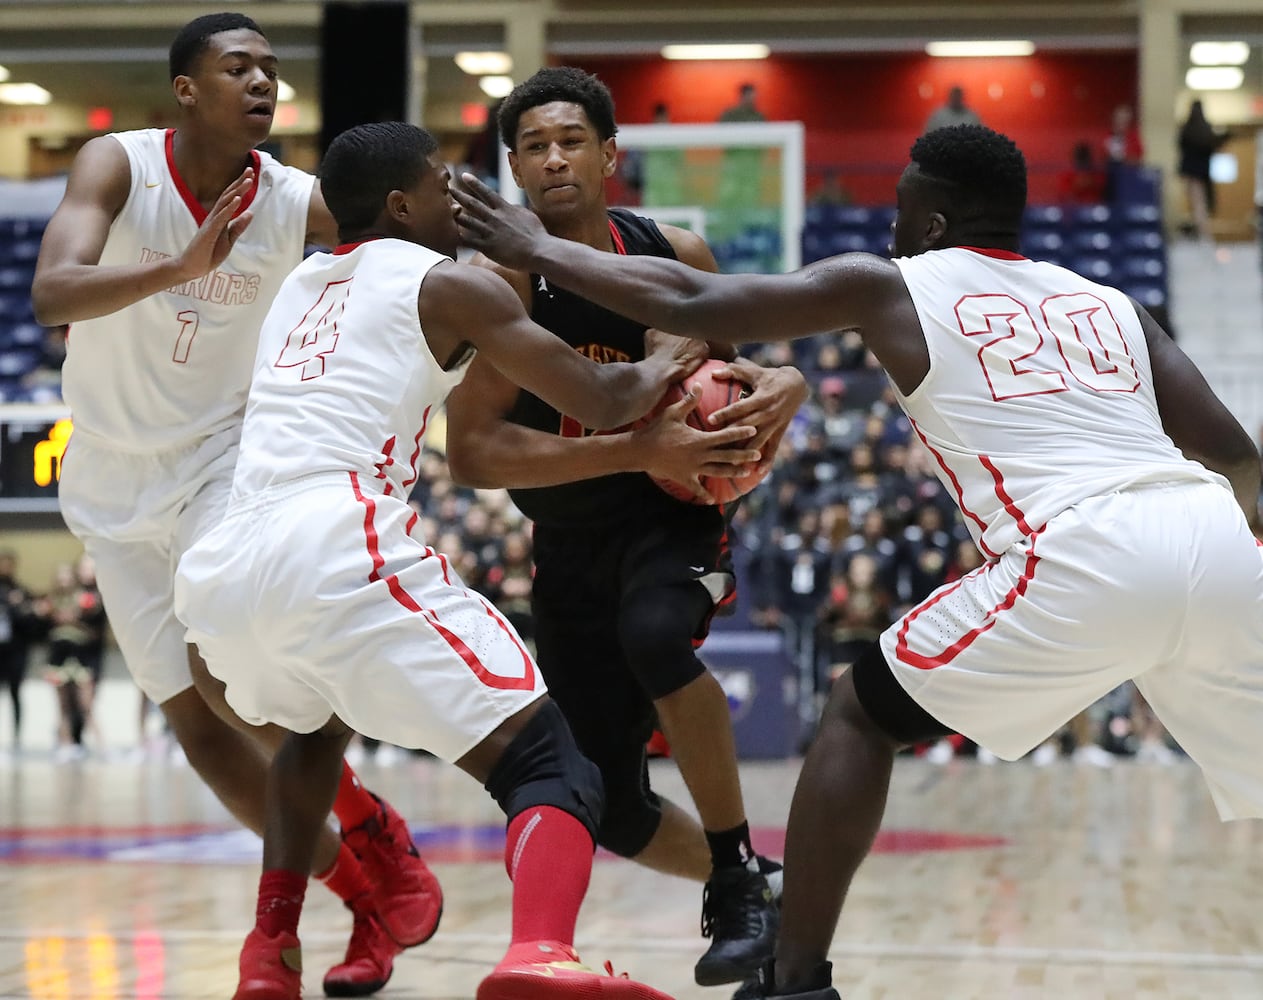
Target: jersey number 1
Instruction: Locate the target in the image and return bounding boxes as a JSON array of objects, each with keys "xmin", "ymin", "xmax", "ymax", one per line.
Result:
[{"xmin": 275, "ymin": 279, "xmax": 353, "ymax": 380}]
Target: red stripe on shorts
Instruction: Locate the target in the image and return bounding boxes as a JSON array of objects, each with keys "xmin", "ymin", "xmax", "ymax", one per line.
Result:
[
  {"xmin": 350, "ymin": 471, "xmax": 534, "ymax": 691},
  {"xmin": 894, "ymin": 525, "xmax": 1044, "ymax": 670}
]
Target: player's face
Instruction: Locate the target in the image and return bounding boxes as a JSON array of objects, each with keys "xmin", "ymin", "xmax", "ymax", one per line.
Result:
[
  {"xmin": 175, "ymin": 29, "xmax": 278, "ymax": 146},
  {"xmin": 407, "ymin": 154, "xmax": 460, "ymax": 259},
  {"xmin": 508, "ymin": 101, "xmax": 616, "ymax": 223},
  {"xmin": 891, "ymin": 164, "xmax": 945, "ymax": 258}
]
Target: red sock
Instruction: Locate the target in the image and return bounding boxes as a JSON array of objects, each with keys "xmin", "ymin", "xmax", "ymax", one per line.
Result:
[
  {"xmin": 332, "ymin": 762, "xmax": 380, "ymax": 831},
  {"xmin": 504, "ymin": 806, "xmax": 594, "ymax": 946},
  {"xmin": 315, "ymin": 842, "xmax": 372, "ymax": 904},
  {"xmin": 256, "ymin": 869, "xmax": 307, "ymax": 938}
]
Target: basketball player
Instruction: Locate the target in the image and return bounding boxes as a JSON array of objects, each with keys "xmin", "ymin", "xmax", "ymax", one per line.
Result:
[
  {"xmin": 445, "ymin": 67, "xmax": 804, "ymax": 988},
  {"xmin": 174, "ymin": 121, "xmax": 706, "ymax": 1000},
  {"xmin": 31, "ymin": 14, "xmax": 439, "ymax": 994},
  {"xmin": 454, "ymin": 123, "xmax": 1263, "ymax": 1000}
]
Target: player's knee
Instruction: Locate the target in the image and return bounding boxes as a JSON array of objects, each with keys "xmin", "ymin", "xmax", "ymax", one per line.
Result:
[
  {"xmin": 483, "ymin": 699, "xmax": 605, "ymax": 841},
  {"xmin": 846, "ymin": 641, "xmax": 952, "ymax": 747},
  {"xmin": 616, "ymin": 589, "xmax": 706, "ymax": 700},
  {"xmin": 596, "ymin": 785, "xmax": 662, "ymax": 858}
]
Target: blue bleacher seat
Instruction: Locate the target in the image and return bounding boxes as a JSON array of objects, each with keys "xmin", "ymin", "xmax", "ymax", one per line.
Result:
[
  {"xmin": 1123, "ymin": 284, "xmax": 1167, "ymax": 308},
  {"xmin": 7, "ymin": 322, "xmax": 44, "ymax": 347},
  {"xmin": 0, "ymin": 292, "xmax": 32, "ymax": 323},
  {"xmin": 1069, "ymin": 256, "xmax": 1113, "ymax": 281},
  {"xmin": 1119, "ymin": 228, "xmax": 1164, "ymax": 253},
  {"xmin": 9, "ymin": 239, "xmax": 40, "ymax": 264},
  {"xmin": 1025, "ymin": 205, "xmax": 1064, "ymax": 228},
  {"xmin": 1119, "ymin": 203, "xmax": 1161, "ymax": 227},
  {"xmin": 804, "ymin": 203, "xmax": 840, "ymax": 230},
  {"xmin": 802, "ymin": 229, "xmax": 830, "ymax": 263},
  {"xmin": 1070, "ymin": 229, "xmax": 1113, "ymax": 254},
  {"xmin": 870, "ymin": 206, "xmax": 897, "ymax": 231},
  {"xmin": 832, "ymin": 206, "xmax": 873, "ymax": 228},
  {"xmin": 0, "ymin": 218, "xmax": 46, "ymax": 240},
  {"xmin": 0, "ymin": 348, "xmax": 40, "ymax": 377},
  {"xmin": 1119, "ymin": 256, "xmax": 1166, "ymax": 281},
  {"xmin": 1072, "ymin": 204, "xmax": 1113, "ymax": 227},
  {"xmin": 827, "ymin": 232, "xmax": 871, "ymax": 255},
  {"xmin": 1023, "ymin": 230, "xmax": 1064, "ymax": 255},
  {"xmin": 0, "ymin": 267, "xmax": 33, "ymax": 290}
]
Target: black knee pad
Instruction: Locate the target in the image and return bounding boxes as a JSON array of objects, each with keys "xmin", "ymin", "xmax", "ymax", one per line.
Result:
[
  {"xmin": 597, "ymin": 775, "xmax": 663, "ymax": 858},
  {"xmin": 483, "ymin": 699, "xmax": 605, "ymax": 842},
  {"xmin": 617, "ymin": 585, "xmax": 710, "ymax": 700},
  {"xmin": 850, "ymin": 641, "xmax": 953, "ymax": 746}
]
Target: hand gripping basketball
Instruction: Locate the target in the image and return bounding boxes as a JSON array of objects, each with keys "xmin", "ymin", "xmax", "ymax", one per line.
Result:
[{"xmin": 640, "ymin": 359, "xmax": 771, "ymax": 506}]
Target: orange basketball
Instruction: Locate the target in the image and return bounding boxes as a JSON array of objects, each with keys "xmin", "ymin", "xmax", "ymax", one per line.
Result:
[{"xmin": 642, "ymin": 359, "xmax": 771, "ymax": 506}]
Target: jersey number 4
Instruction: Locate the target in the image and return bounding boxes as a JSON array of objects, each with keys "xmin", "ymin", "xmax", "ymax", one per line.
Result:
[
  {"xmin": 275, "ymin": 279, "xmax": 353, "ymax": 380},
  {"xmin": 956, "ymin": 292, "xmax": 1140, "ymax": 400}
]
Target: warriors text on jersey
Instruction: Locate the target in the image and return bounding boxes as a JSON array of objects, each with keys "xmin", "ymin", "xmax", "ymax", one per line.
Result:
[
  {"xmin": 61, "ymin": 128, "xmax": 314, "ymax": 452},
  {"xmin": 231, "ymin": 237, "xmax": 469, "ymax": 499},
  {"xmin": 891, "ymin": 246, "xmax": 1223, "ymax": 556}
]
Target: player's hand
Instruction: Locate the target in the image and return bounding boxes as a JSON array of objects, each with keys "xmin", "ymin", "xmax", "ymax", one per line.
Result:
[
  {"xmin": 706, "ymin": 359, "xmax": 809, "ymax": 474},
  {"xmin": 644, "ymin": 327, "xmax": 708, "ymax": 381},
  {"xmin": 175, "ymin": 167, "xmax": 255, "ymax": 280},
  {"xmin": 632, "ymin": 387, "xmax": 760, "ymax": 504},
  {"xmin": 453, "ymin": 173, "xmax": 549, "ymax": 269}
]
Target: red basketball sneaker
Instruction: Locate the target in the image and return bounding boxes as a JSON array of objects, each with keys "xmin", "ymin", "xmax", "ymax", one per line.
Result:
[
  {"xmin": 233, "ymin": 927, "xmax": 302, "ymax": 1000},
  {"xmin": 477, "ymin": 940, "xmax": 678, "ymax": 1000},
  {"xmin": 341, "ymin": 792, "xmax": 443, "ymax": 948},
  {"xmin": 322, "ymin": 898, "xmax": 398, "ymax": 997}
]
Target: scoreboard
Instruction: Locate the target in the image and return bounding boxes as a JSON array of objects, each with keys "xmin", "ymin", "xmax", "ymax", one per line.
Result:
[{"xmin": 0, "ymin": 406, "xmax": 69, "ymax": 512}]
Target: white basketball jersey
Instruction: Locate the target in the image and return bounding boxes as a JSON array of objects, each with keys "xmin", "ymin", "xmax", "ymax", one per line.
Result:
[
  {"xmin": 62, "ymin": 129, "xmax": 315, "ymax": 452},
  {"xmin": 232, "ymin": 238, "xmax": 468, "ymax": 498},
  {"xmin": 892, "ymin": 246, "xmax": 1224, "ymax": 557}
]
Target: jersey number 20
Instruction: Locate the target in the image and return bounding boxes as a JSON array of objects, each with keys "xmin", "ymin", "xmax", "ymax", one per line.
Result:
[
  {"xmin": 956, "ymin": 292, "xmax": 1140, "ymax": 400},
  {"xmin": 275, "ymin": 279, "xmax": 353, "ymax": 380}
]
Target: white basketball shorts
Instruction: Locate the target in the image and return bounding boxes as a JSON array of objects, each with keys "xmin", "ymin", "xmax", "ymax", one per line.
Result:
[
  {"xmin": 58, "ymin": 425, "xmax": 239, "ymax": 704},
  {"xmin": 174, "ymin": 473, "xmax": 547, "ymax": 762},
  {"xmin": 881, "ymin": 481, "xmax": 1263, "ymax": 820}
]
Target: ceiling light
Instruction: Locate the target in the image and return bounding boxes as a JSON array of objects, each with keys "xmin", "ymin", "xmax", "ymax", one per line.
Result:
[
  {"xmin": 479, "ymin": 75, "xmax": 514, "ymax": 99},
  {"xmin": 276, "ymin": 79, "xmax": 295, "ymax": 102},
  {"xmin": 661, "ymin": 44, "xmax": 770, "ymax": 61},
  {"xmin": 926, "ymin": 40, "xmax": 1035, "ymax": 58},
  {"xmin": 0, "ymin": 65, "xmax": 9, "ymax": 83},
  {"xmin": 456, "ymin": 51, "xmax": 512, "ymax": 76},
  {"xmin": 1185, "ymin": 66, "xmax": 1244, "ymax": 90},
  {"xmin": 1190, "ymin": 41, "xmax": 1249, "ymax": 66},
  {"xmin": 0, "ymin": 83, "xmax": 51, "ymax": 105}
]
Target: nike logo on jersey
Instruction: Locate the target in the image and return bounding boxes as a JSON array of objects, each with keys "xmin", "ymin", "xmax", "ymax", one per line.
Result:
[
  {"xmin": 537, "ymin": 276, "xmax": 551, "ymax": 296},
  {"xmin": 145, "ymin": 181, "xmax": 161, "ymax": 188},
  {"xmin": 689, "ymin": 565, "xmax": 706, "ymax": 573}
]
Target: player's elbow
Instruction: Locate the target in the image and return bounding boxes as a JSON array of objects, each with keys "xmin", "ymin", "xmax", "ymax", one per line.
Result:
[
  {"xmin": 446, "ymin": 444, "xmax": 494, "ymax": 488},
  {"xmin": 30, "ymin": 279, "xmax": 66, "ymax": 328}
]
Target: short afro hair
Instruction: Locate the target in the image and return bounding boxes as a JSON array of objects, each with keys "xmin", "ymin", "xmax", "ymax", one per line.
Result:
[
  {"xmin": 497, "ymin": 67, "xmax": 617, "ymax": 150},
  {"xmin": 909, "ymin": 124, "xmax": 1027, "ymax": 226},
  {"xmin": 169, "ymin": 12, "xmax": 265, "ymax": 80},
  {"xmin": 319, "ymin": 122, "xmax": 439, "ymax": 235}
]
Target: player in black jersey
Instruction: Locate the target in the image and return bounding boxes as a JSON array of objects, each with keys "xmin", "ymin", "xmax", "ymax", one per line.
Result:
[{"xmin": 446, "ymin": 67, "xmax": 809, "ymax": 989}]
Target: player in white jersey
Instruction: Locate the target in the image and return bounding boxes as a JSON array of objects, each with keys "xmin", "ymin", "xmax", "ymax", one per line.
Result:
[
  {"xmin": 175, "ymin": 121, "xmax": 714, "ymax": 1000},
  {"xmin": 31, "ymin": 14, "xmax": 442, "ymax": 996},
  {"xmin": 453, "ymin": 123, "xmax": 1263, "ymax": 1000}
]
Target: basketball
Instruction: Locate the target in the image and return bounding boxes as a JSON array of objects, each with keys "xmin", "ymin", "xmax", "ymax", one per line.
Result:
[{"xmin": 642, "ymin": 358, "xmax": 771, "ymax": 506}]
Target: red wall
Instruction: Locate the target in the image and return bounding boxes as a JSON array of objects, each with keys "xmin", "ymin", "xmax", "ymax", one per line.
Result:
[{"xmin": 572, "ymin": 52, "xmax": 1139, "ymax": 204}]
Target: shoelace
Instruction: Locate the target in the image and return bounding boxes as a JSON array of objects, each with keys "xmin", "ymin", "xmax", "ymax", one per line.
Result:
[
  {"xmin": 602, "ymin": 960, "xmax": 630, "ymax": 979},
  {"xmin": 700, "ymin": 876, "xmax": 768, "ymax": 939}
]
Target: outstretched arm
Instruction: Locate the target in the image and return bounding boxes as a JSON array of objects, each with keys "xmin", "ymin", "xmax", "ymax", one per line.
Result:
[
  {"xmin": 33, "ymin": 136, "xmax": 256, "ymax": 326},
  {"xmin": 454, "ymin": 173, "xmax": 893, "ymax": 346},
  {"xmin": 420, "ymin": 262, "xmax": 706, "ymax": 431}
]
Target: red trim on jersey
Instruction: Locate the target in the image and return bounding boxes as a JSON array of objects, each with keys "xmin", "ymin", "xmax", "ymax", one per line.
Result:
[
  {"xmin": 400, "ymin": 406, "xmax": 432, "ymax": 490},
  {"xmin": 608, "ymin": 218, "xmax": 627, "ymax": 255},
  {"xmin": 895, "ymin": 527, "xmax": 1044, "ymax": 670},
  {"xmin": 423, "ymin": 545, "xmax": 453, "ymax": 587},
  {"xmin": 374, "ymin": 435, "xmax": 397, "ymax": 496},
  {"xmin": 979, "ymin": 455, "xmax": 1036, "ymax": 538},
  {"xmin": 959, "ymin": 246, "xmax": 1026, "ymax": 261},
  {"xmin": 405, "ymin": 511, "xmax": 419, "ymax": 535},
  {"xmin": 349, "ymin": 471, "xmax": 535, "ymax": 691},
  {"xmin": 165, "ymin": 129, "xmax": 260, "ymax": 226},
  {"xmin": 333, "ymin": 238, "xmax": 383, "ymax": 255},
  {"xmin": 908, "ymin": 416, "xmax": 1000, "ymax": 560}
]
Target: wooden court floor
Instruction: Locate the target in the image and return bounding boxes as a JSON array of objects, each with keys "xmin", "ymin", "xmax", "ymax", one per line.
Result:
[{"xmin": 2, "ymin": 754, "xmax": 1262, "ymax": 1000}]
